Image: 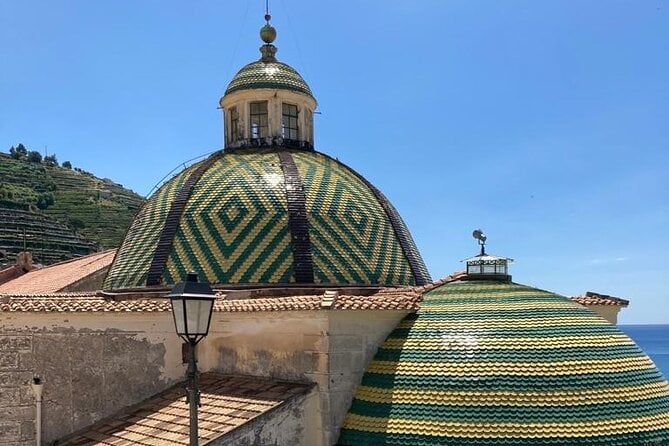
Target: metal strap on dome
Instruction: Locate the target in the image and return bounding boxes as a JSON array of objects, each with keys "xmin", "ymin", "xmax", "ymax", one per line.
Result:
[
  {"xmin": 146, "ymin": 151, "xmax": 225, "ymax": 286},
  {"xmin": 277, "ymin": 151, "xmax": 314, "ymax": 283},
  {"xmin": 318, "ymin": 153, "xmax": 431, "ymax": 286}
]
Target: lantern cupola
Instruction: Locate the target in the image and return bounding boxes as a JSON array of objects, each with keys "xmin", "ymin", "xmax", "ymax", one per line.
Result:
[
  {"xmin": 219, "ymin": 12, "xmax": 317, "ymax": 151},
  {"xmin": 462, "ymin": 229, "xmax": 513, "ymax": 280}
]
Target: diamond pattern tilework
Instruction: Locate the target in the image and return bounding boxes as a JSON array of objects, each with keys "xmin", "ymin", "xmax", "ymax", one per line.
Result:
[
  {"xmin": 163, "ymin": 151, "xmax": 294, "ymax": 285},
  {"xmin": 292, "ymin": 151, "xmax": 418, "ymax": 285},
  {"xmin": 224, "ymin": 60, "xmax": 314, "ymax": 99},
  {"xmin": 338, "ymin": 280, "xmax": 669, "ymax": 445},
  {"xmin": 104, "ymin": 166, "xmax": 196, "ymax": 290},
  {"xmin": 104, "ymin": 150, "xmax": 429, "ymax": 289}
]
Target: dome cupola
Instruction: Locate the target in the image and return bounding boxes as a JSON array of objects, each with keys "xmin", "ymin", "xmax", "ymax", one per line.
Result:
[
  {"xmin": 219, "ymin": 14, "xmax": 316, "ymax": 151},
  {"xmin": 463, "ymin": 229, "xmax": 513, "ymax": 279}
]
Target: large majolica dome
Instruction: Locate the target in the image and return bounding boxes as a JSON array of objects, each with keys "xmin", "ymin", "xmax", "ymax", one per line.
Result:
[
  {"xmin": 338, "ymin": 279, "xmax": 669, "ymax": 445},
  {"xmin": 104, "ymin": 149, "xmax": 430, "ymax": 290}
]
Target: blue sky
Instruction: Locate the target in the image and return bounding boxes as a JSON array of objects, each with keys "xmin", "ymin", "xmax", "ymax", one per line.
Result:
[{"xmin": 1, "ymin": 1, "xmax": 667, "ymax": 323}]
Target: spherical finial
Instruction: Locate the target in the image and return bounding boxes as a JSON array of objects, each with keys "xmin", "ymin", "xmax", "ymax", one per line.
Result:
[
  {"xmin": 260, "ymin": 24, "xmax": 276, "ymax": 44},
  {"xmin": 265, "ymin": 13, "xmax": 271, "ymax": 22}
]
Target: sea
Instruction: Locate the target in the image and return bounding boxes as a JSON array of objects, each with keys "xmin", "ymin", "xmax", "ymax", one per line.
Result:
[{"xmin": 621, "ymin": 325, "xmax": 669, "ymax": 378}]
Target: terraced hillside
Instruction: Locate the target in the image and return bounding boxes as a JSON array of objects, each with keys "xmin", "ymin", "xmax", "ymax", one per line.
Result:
[
  {"xmin": 0, "ymin": 151, "xmax": 145, "ymax": 264},
  {"xmin": 0, "ymin": 208, "xmax": 98, "ymax": 265}
]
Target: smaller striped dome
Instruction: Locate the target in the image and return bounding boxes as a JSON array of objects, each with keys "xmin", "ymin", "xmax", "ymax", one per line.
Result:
[{"xmin": 339, "ymin": 280, "xmax": 669, "ymax": 445}]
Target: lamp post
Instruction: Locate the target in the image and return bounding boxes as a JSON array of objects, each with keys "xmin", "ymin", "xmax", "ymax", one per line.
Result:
[{"xmin": 168, "ymin": 272, "xmax": 216, "ymax": 446}]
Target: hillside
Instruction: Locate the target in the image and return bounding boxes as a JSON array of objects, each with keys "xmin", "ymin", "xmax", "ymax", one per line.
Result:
[{"xmin": 0, "ymin": 146, "xmax": 145, "ymax": 264}]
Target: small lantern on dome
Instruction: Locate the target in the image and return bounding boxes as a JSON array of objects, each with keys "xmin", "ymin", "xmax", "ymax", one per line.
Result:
[{"xmin": 463, "ymin": 229, "xmax": 513, "ymax": 279}]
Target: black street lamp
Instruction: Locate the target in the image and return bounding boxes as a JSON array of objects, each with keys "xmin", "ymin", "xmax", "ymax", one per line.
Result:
[{"xmin": 168, "ymin": 272, "xmax": 216, "ymax": 446}]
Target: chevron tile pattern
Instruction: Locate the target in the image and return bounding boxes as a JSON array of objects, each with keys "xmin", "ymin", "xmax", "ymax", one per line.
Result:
[
  {"xmin": 338, "ymin": 281, "xmax": 669, "ymax": 445},
  {"xmin": 104, "ymin": 150, "xmax": 429, "ymax": 289},
  {"xmin": 103, "ymin": 166, "xmax": 195, "ymax": 290},
  {"xmin": 225, "ymin": 60, "xmax": 314, "ymax": 98},
  {"xmin": 163, "ymin": 152, "xmax": 294, "ymax": 285},
  {"xmin": 292, "ymin": 151, "xmax": 416, "ymax": 285}
]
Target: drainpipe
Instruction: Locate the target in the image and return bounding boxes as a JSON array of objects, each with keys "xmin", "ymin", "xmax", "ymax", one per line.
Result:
[{"xmin": 30, "ymin": 377, "xmax": 43, "ymax": 446}]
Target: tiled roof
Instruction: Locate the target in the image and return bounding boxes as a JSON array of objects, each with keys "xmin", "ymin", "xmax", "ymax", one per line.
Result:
[
  {"xmin": 224, "ymin": 60, "xmax": 314, "ymax": 98},
  {"xmin": 412, "ymin": 271, "xmax": 468, "ymax": 294},
  {"xmin": 58, "ymin": 374, "xmax": 311, "ymax": 446},
  {"xmin": 0, "ymin": 250, "xmax": 115, "ymax": 294},
  {"xmin": 0, "ymin": 289, "xmax": 420, "ymax": 313},
  {"xmin": 104, "ymin": 150, "xmax": 430, "ymax": 290},
  {"xmin": 338, "ymin": 280, "xmax": 669, "ymax": 446},
  {"xmin": 571, "ymin": 291, "xmax": 630, "ymax": 307}
]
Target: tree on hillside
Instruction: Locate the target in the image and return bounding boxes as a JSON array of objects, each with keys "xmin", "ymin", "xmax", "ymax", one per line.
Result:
[
  {"xmin": 9, "ymin": 144, "xmax": 27, "ymax": 160},
  {"xmin": 27, "ymin": 151, "xmax": 42, "ymax": 163},
  {"xmin": 36, "ymin": 192, "xmax": 55, "ymax": 210},
  {"xmin": 44, "ymin": 154, "xmax": 58, "ymax": 167},
  {"xmin": 62, "ymin": 161, "xmax": 72, "ymax": 169}
]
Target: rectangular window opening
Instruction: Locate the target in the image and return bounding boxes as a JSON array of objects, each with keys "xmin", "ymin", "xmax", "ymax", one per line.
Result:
[
  {"xmin": 282, "ymin": 103, "xmax": 299, "ymax": 140},
  {"xmin": 250, "ymin": 101, "xmax": 269, "ymax": 139}
]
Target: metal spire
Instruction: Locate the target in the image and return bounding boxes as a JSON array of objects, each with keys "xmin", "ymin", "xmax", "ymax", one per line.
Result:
[{"xmin": 259, "ymin": 1, "xmax": 277, "ymax": 62}]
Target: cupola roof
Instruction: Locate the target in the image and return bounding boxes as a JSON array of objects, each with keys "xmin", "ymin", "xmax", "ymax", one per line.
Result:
[{"xmin": 224, "ymin": 60, "xmax": 314, "ymax": 99}]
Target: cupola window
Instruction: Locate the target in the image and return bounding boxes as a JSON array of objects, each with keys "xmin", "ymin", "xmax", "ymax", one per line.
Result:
[
  {"xmin": 282, "ymin": 103, "xmax": 298, "ymax": 140},
  {"xmin": 229, "ymin": 106, "xmax": 239, "ymax": 143},
  {"xmin": 250, "ymin": 101, "xmax": 269, "ymax": 139}
]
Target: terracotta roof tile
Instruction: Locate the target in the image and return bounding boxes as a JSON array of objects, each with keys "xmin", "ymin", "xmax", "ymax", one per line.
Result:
[
  {"xmin": 412, "ymin": 271, "xmax": 468, "ymax": 294},
  {"xmin": 570, "ymin": 291, "xmax": 630, "ymax": 307},
  {"xmin": 0, "ymin": 250, "xmax": 116, "ymax": 294},
  {"xmin": 0, "ymin": 289, "xmax": 420, "ymax": 313},
  {"xmin": 57, "ymin": 374, "xmax": 311, "ymax": 446}
]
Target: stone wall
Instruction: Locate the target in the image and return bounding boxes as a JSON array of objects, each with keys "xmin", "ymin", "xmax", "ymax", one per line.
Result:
[{"xmin": 0, "ymin": 313, "xmax": 185, "ymax": 445}]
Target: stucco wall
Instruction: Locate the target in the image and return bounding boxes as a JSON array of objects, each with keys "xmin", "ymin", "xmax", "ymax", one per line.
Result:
[
  {"xmin": 0, "ymin": 312, "xmax": 185, "ymax": 445},
  {"xmin": 212, "ymin": 389, "xmax": 319, "ymax": 446},
  {"xmin": 326, "ymin": 311, "xmax": 408, "ymax": 444},
  {"xmin": 198, "ymin": 309, "xmax": 408, "ymax": 445},
  {"xmin": 585, "ymin": 304, "xmax": 621, "ymax": 324}
]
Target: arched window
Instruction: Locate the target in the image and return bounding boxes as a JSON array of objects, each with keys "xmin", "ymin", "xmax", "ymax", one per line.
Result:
[
  {"xmin": 250, "ymin": 101, "xmax": 268, "ymax": 139},
  {"xmin": 282, "ymin": 103, "xmax": 298, "ymax": 140}
]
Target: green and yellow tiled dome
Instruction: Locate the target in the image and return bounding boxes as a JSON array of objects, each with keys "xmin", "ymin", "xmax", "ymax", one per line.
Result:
[
  {"xmin": 225, "ymin": 60, "xmax": 314, "ymax": 99},
  {"xmin": 338, "ymin": 280, "xmax": 669, "ymax": 445},
  {"xmin": 104, "ymin": 149, "xmax": 430, "ymax": 290}
]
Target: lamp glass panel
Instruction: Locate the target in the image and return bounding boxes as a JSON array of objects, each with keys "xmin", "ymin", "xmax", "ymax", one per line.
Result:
[
  {"xmin": 185, "ymin": 299, "xmax": 214, "ymax": 335},
  {"xmin": 171, "ymin": 299, "xmax": 186, "ymax": 335}
]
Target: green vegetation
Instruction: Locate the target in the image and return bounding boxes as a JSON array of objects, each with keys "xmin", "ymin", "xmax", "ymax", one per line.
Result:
[{"xmin": 0, "ymin": 143, "xmax": 146, "ymax": 264}]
